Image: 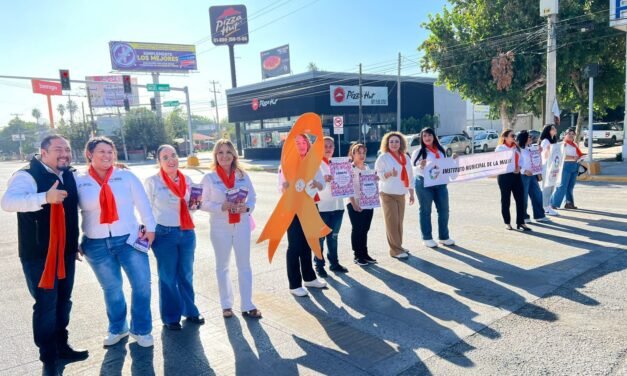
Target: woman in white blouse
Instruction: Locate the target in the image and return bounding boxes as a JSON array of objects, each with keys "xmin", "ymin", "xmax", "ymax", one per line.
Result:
[
  {"xmin": 551, "ymin": 127, "xmax": 585, "ymax": 209},
  {"xmin": 516, "ymin": 131, "xmax": 549, "ymax": 223},
  {"xmin": 201, "ymin": 139, "xmax": 261, "ymax": 319},
  {"xmin": 375, "ymin": 131, "xmax": 415, "ymax": 259},
  {"xmin": 145, "ymin": 144, "xmax": 204, "ymax": 331},
  {"xmin": 76, "ymin": 137, "xmax": 156, "ymax": 348},
  {"xmin": 539, "ymin": 125, "xmax": 559, "ymax": 216},
  {"xmin": 411, "ymin": 128, "xmax": 454, "ymax": 248}
]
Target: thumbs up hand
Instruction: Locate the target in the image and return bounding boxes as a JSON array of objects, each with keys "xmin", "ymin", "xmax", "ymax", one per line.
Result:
[
  {"xmin": 46, "ymin": 180, "xmax": 68, "ymax": 204},
  {"xmin": 391, "ymin": 168, "xmax": 398, "ymax": 177}
]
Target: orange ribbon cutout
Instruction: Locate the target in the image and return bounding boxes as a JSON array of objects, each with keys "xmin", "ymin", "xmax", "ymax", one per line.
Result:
[{"xmin": 257, "ymin": 113, "xmax": 331, "ymax": 262}]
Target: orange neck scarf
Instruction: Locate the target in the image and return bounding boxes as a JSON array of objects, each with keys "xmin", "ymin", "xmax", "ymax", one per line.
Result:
[
  {"xmin": 39, "ymin": 201, "xmax": 66, "ymax": 289},
  {"xmin": 426, "ymin": 145, "xmax": 441, "ymax": 159},
  {"xmin": 565, "ymin": 140, "xmax": 584, "ymax": 158},
  {"xmin": 389, "ymin": 151, "xmax": 409, "ymax": 187},
  {"xmin": 216, "ymin": 165, "xmax": 240, "ymax": 224},
  {"xmin": 160, "ymin": 169, "xmax": 194, "ymax": 230},
  {"xmin": 505, "ymin": 142, "xmax": 520, "ymax": 169},
  {"xmin": 89, "ymin": 166, "xmax": 119, "ymax": 224}
]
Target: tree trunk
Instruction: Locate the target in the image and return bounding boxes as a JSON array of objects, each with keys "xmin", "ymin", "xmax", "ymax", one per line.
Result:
[
  {"xmin": 499, "ymin": 102, "xmax": 511, "ymax": 129},
  {"xmin": 574, "ymin": 107, "xmax": 585, "ymax": 143}
]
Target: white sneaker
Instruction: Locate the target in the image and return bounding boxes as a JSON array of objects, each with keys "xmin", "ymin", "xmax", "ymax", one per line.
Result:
[
  {"xmin": 545, "ymin": 207, "xmax": 559, "ymax": 216},
  {"xmin": 103, "ymin": 331, "xmax": 129, "ymax": 346},
  {"xmin": 130, "ymin": 333, "xmax": 154, "ymax": 348},
  {"xmin": 290, "ymin": 287, "xmax": 309, "ymax": 297},
  {"xmin": 303, "ymin": 279, "xmax": 327, "ymax": 289},
  {"xmin": 535, "ymin": 217, "xmax": 550, "ymax": 223},
  {"xmin": 439, "ymin": 238, "xmax": 456, "ymax": 246},
  {"xmin": 423, "ymin": 239, "xmax": 438, "ymax": 248},
  {"xmin": 392, "ymin": 252, "xmax": 408, "ymax": 259},
  {"xmin": 524, "ymin": 218, "xmax": 532, "ymax": 224}
]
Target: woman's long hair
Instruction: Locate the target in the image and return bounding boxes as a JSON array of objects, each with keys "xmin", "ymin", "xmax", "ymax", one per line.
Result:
[
  {"xmin": 413, "ymin": 127, "xmax": 446, "ymax": 165},
  {"xmin": 348, "ymin": 143, "xmax": 367, "ymax": 162},
  {"xmin": 539, "ymin": 125, "xmax": 557, "ymax": 144},
  {"xmin": 498, "ymin": 129, "xmax": 519, "ymax": 150},
  {"xmin": 379, "ymin": 131, "xmax": 407, "ymax": 154},
  {"xmin": 516, "ymin": 130, "xmax": 529, "ymax": 149},
  {"xmin": 210, "ymin": 139, "xmax": 244, "ymax": 175}
]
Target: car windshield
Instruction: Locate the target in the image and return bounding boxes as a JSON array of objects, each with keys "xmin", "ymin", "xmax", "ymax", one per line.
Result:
[
  {"xmin": 440, "ymin": 136, "xmax": 453, "ymax": 143},
  {"xmin": 475, "ymin": 134, "xmax": 487, "ymax": 140}
]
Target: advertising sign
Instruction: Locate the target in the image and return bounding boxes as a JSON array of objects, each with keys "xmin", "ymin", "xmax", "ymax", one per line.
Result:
[
  {"xmin": 260, "ymin": 44, "xmax": 290, "ymax": 79},
  {"xmin": 333, "ymin": 116, "xmax": 344, "ymax": 135},
  {"xmin": 423, "ymin": 150, "xmax": 516, "ymax": 187},
  {"xmin": 86, "ymin": 76, "xmax": 140, "ymax": 108},
  {"xmin": 109, "ymin": 41, "xmax": 198, "ymax": 72},
  {"xmin": 31, "ymin": 80, "xmax": 62, "ymax": 96},
  {"xmin": 209, "ymin": 5, "xmax": 249, "ymax": 45},
  {"xmin": 330, "ymin": 85, "xmax": 388, "ymax": 106},
  {"xmin": 329, "ymin": 157, "xmax": 354, "ymax": 198},
  {"xmin": 610, "ymin": 0, "xmax": 627, "ymax": 31}
]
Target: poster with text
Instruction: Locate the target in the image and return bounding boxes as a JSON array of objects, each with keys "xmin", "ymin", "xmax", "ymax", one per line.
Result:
[
  {"xmin": 423, "ymin": 150, "xmax": 515, "ymax": 187},
  {"xmin": 359, "ymin": 171, "xmax": 380, "ymax": 209},
  {"xmin": 544, "ymin": 142, "xmax": 564, "ymax": 188},
  {"xmin": 528, "ymin": 145, "xmax": 543, "ymax": 175},
  {"xmin": 330, "ymin": 157, "xmax": 355, "ymax": 198}
]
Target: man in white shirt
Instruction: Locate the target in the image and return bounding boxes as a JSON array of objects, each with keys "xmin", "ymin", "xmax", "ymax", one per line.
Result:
[{"xmin": 1, "ymin": 135, "xmax": 88, "ymax": 376}]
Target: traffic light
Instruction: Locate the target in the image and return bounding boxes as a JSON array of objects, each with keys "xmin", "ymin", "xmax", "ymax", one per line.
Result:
[
  {"xmin": 59, "ymin": 69, "xmax": 71, "ymax": 90},
  {"xmin": 123, "ymin": 98, "xmax": 130, "ymax": 112},
  {"xmin": 150, "ymin": 98, "xmax": 156, "ymax": 111},
  {"xmin": 122, "ymin": 75, "xmax": 132, "ymax": 94}
]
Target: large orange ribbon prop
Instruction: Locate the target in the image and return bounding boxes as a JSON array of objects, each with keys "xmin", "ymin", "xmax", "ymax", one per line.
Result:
[{"xmin": 257, "ymin": 113, "xmax": 331, "ymax": 262}]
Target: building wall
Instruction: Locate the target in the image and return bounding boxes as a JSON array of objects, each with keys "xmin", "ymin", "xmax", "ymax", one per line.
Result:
[{"xmin": 433, "ymin": 86, "xmax": 466, "ymax": 135}]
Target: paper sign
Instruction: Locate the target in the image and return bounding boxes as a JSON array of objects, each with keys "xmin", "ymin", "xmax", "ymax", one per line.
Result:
[
  {"xmin": 358, "ymin": 171, "xmax": 380, "ymax": 209},
  {"xmin": 330, "ymin": 157, "xmax": 355, "ymax": 198}
]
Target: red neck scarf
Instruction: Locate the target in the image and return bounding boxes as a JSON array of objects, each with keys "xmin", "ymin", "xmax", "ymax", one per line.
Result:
[
  {"xmin": 39, "ymin": 200, "xmax": 66, "ymax": 289},
  {"xmin": 426, "ymin": 145, "xmax": 441, "ymax": 159},
  {"xmin": 389, "ymin": 151, "xmax": 409, "ymax": 187},
  {"xmin": 565, "ymin": 140, "xmax": 584, "ymax": 158},
  {"xmin": 160, "ymin": 169, "xmax": 194, "ymax": 230},
  {"xmin": 216, "ymin": 165, "xmax": 240, "ymax": 224},
  {"xmin": 505, "ymin": 142, "xmax": 520, "ymax": 170},
  {"xmin": 89, "ymin": 166, "xmax": 119, "ymax": 224},
  {"xmin": 322, "ymin": 157, "xmax": 330, "ymax": 165}
]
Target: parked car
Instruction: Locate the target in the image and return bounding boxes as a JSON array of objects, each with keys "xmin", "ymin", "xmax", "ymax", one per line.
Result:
[
  {"xmin": 405, "ymin": 134, "xmax": 421, "ymax": 155},
  {"xmin": 440, "ymin": 134, "xmax": 472, "ymax": 156},
  {"xmin": 473, "ymin": 132, "xmax": 499, "ymax": 152},
  {"xmin": 583, "ymin": 123, "xmax": 624, "ymax": 146},
  {"xmin": 466, "ymin": 126, "xmax": 487, "ymax": 135}
]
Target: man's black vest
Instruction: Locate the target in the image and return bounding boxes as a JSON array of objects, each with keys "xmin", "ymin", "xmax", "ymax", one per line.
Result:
[{"xmin": 17, "ymin": 157, "xmax": 79, "ymax": 260}]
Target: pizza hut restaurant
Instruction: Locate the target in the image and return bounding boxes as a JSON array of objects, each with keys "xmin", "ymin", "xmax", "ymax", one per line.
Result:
[{"xmin": 226, "ymin": 71, "xmax": 466, "ymax": 159}]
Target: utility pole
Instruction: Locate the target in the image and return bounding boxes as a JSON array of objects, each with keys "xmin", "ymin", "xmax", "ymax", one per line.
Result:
[
  {"xmin": 397, "ymin": 53, "xmax": 401, "ymax": 132},
  {"xmin": 542, "ymin": 2, "xmax": 558, "ymax": 126},
  {"xmin": 116, "ymin": 106, "xmax": 129, "ymax": 161},
  {"xmin": 209, "ymin": 80, "xmax": 221, "ymax": 136},
  {"xmin": 86, "ymin": 86, "xmax": 97, "ymax": 136},
  {"xmin": 587, "ymin": 75, "xmax": 594, "ymax": 162},
  {"xmin": 151, "ymin": 72, "xmax": 162, "ymax": 118},
  {"xmin": 11, "ymin": 113, "xmax": 24, "ymax": 159},
  {"xmin": 184, "ymin": 86, "xmax": 194, "ymax": 158},
  {"xmin": 358, "ymin": 63, "xmax": 363, "ymax": 143}
]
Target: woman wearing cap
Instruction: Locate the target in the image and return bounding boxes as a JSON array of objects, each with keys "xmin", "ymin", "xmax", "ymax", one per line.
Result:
[
  {"xmin": 551, "ymin": 128, "xmax": 585, "ymax": 210},
  {"xmin": 495, "ymin": 130, "xmax": 531, "ymax": 231},
  {"xmin": 346, "ymin": 143, "xmax": 377, "ymax": 266},
  {"xmin": 280, "ymin": 134, "xmax": 327, "ymax": 297},
  {"xmin": 411, "ymin": 127, "xmax": 455, "ymax": 248},
  {"xmin": 76, "ymin": 136, "xmax": 157, "ymax": 347},
  {"xmin": 375, "ymin": 132, "xmax": 415, "ymax": 259},
  {"xmin": 145, "ymin": 144, "xmax": 204, "ymax": 330},
  {"xmin": 516, "ymin": 131, "xmax": 549, "ymax": 224},
  {"xmin": 539, "ymin": 125, "xmax": 559, "ymax": 216},
  {"xmin": 201, "ymin": 139, "xmax": 261, "ymax": 318}
]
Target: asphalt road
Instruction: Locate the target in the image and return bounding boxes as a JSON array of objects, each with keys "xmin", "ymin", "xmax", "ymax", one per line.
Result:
[{"xmin": 0, "ymin": 160, "xmax": 625, "ymax": 375}]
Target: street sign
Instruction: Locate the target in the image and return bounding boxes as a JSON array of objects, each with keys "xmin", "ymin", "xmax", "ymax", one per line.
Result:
[
  {"xmin": 11, "ymin": 134, "xmax": 25, "ymax": 141},
  {"xmin": 163, "ymin": 100, "xmax": 180, "ymax": 107},
  {"xmin": 333, "ymin": 116, "xmax": 344, "ymax": 135},
  {"xmin": 146, "ymin": 84, "xmax": 170, "ymax": 92}
]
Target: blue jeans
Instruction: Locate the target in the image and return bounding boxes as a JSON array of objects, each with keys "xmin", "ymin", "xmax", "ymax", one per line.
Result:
[
  {"xmin": 521, "ymin": 175, "xmax": 546, "ymax": 220},
  {"xmin": 21, "ymin": 256, "xmax": 75, "ymax": 362},
  {"xmin": 81, "ymin": 234, "xmax": 152, "ymax": 335},
  {"xmin": 551, "ymin": 161, "xmax": 578, "ymax": 208},
  {"xmin": 415, "ymin": 177, "xmax": 450, "ymax": 241},
  {"xmin": 151, "ymin": 225, "xmax": 199, "ymax": 324},
  {"xmin": 315, "ymin": 210, "xmax": 344, "ymax": 269}
]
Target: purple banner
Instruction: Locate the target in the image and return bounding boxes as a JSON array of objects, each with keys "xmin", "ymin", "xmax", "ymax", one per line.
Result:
[{"xmin": 109, "ymin": 41, "xmax": 197, "ymax": 72}]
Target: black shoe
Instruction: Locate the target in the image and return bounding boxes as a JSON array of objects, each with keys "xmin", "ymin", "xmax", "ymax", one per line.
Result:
[
  {"xmin": 42, "ymin": 360, "xmax": 60, "ymax": 376},
  {"xmin": 354, "ymin": 258, "xmax": 369, "ymax": 266},
  {"xmin": 316, "ymin": 268, "xmax": 328, "ymax": 278},
  {"xmin": 164, "ymin": 322, "xmax": 182, "ymax": 330},
  {"xmin": 57, "ymin": 344, "xmax": 89, "ymax": 361},
  {"xmin": 186, "ymin": 315, "xmax": 205, "ymax": 324},
  {"xmin": 517, "ymin": 224, "xmax": 532, "ymax": 232},
  {"xmin": 363, "ymin": 255, "xmax": 378, "ymax": 264},
  {"xmin": 329, "ymin": 264, "xmax": 348, "ymax": 273}
]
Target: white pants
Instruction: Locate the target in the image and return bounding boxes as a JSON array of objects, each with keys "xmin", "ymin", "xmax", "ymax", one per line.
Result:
[{"xmin": 209, "ymin": 215, "xmax": 255, "ymax": 311}]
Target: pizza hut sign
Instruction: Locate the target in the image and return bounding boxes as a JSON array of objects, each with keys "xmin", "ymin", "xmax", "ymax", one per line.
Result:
[
  {"xmin": 251, "ymin": 98, "xmax": 278, "ymax": 111},
  {"xmin": 209, "ymin": 5, "xmax": 249, "ymax": 46},
  {"xmin": 330, "ymin": 85, "xmax": 388, "ymax": 106}
]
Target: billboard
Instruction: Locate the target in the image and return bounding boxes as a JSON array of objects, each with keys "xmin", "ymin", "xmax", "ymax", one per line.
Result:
[
  {"xmin": 260, "ymin": 44, "xmax": 290, "ymax": 79},
  {"xmin": 109, "ymin": 41, "xmax": 198, "ymax": 72},
  {"xmin": 209, "ymin": 5, "xmax": 249, "ymax": 45},
  {"xmin": 329, "ymin": 85, "xmax": 388, "ymax": 106},
  {"xmin": 95, "ymin": 116, "xmax": 123, "ymax": 137},
  {"xmin": 610, "ymin": 0, "xmax": 627, "ymax": 30},
  {"xmin": 31, "ymin": 80, "xmax": 62, "ymax": 96},
  {"xmin": 86, "ymin": 76, "xmax": 140, "ymax": 108}
]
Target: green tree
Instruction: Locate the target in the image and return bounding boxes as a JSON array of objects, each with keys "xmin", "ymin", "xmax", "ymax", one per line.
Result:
[
  {"xmin": 66, "ymin": 99, "xmax": 78, "ymax": 125},
  {"xmin": 58, "ymin": 121, "xmax": 91, "ymax": 160},
  {"xmin": 123, "ymin": 108, "xmax": 171, "ymax": 157},
  {"xmin": 164, "ymin": 108, "xmax": 188, "ymax": 139},
  {"xmin": 307, "ymin": 62, "xmax": 319, "ymax": 72},
  {"xmin": 32, "ymin": 108, "xmax": 41, "ymax": 124},
  {"xmin": 0, "ymin": 118, "xmax": 38, "ymax": 156}
]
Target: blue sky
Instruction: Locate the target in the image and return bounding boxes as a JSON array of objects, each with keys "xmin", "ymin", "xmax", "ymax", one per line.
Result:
[{"xmin": 0, "ymin": 0, "xmax": 448, "ymax": 126}]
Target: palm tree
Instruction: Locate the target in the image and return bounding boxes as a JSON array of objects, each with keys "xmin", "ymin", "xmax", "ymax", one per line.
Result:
[
  {"xmin": 307, "ymin": 62, "xmax": 319, "ymax": 72},
  {"xmin": 66, "ymin": 100, "xmax": 78, "ymax": 125},
  {"xmin": 31, "ymin": 108, "xmax": 41, "ymax": 124},
  {"xmin": 57, "ymin": 104, "xmax": 65, "ymax": 119}
]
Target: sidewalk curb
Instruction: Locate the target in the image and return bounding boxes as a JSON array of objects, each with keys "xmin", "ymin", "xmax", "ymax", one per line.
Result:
[{"xmin": 577, "ymin": 174, "xmax": 627, "ymax": 183}]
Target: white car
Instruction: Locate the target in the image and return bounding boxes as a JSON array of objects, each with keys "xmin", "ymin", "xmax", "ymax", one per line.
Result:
[
  {"xmin": 405, "ymin": 134, "xmax": 421, "ymax": 155},
  {"xmin": 473, "ymin": 132, "xmax": 499, "ymax": 152},
  {"xmin": 583, "ymin": 123, "xmax": 624, "ymax": 147},
  {"xmin": 466, "ymin": 126, "xmax": 487, "ymax": 135}
]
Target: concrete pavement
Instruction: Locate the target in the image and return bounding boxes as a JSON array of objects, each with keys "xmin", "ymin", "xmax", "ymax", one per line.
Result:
[{"xmin": 0, "ymin": 160, "xmax": 625, "ymax": 375}]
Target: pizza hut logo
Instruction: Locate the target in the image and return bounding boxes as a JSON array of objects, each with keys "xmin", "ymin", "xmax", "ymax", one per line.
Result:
[
  {"xmin": 251, "ymin": 98, "xmax": 277, "ymax": 111},
  {"xmin": 333, "ymin": 87, "xmax": 345, "ymax": 103},
  {"xmin": 215, "ymin": 7, "xmax": 243, "ymax": 37},
  {"xmin": 251, "ymin": 98, "xmax": 259, "ymax": 111}
]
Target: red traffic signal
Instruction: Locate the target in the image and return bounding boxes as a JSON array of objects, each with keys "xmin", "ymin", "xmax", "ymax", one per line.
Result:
[
  {"xmin": 59, "ymin": 69, "xmax": 71, "ymax": 90},
  {"xmin": 122, "ymin": 75, "xmax": 132, "ymax": 94}
]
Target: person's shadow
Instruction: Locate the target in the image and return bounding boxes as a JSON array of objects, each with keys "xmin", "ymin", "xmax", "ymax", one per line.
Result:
[
  {"xmin": 129, "ymin": 342, "xmax": 155, "ymax": 376},
  {"xmin": 162, "ymin": 322, "xmax": 215, "ymax": 376},
  {"xmin": 99, "ymin": 336, "xmax": 129, "ymax": 376}
]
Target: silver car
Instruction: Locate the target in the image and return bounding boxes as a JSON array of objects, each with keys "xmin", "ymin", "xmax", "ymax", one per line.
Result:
[{"xmin": 439, "ymin": 134, "xmax": 472, "ymax": 156}]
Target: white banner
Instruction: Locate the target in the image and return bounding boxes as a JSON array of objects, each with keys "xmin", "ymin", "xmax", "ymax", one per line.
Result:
[
  {"xmin": 423, "ymin": 150, "xmax": 515, "ymax": 187},
  {"xmin": 330, "ymin": 85, "xmax": 388, "ymax": 106},
  {"xmin": 543, "ymin": 142, "xmax": 564, "ymax": 188}
]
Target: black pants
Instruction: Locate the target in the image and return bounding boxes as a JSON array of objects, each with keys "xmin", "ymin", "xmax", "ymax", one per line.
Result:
[
  {"xmin": 346, "ymin": 203, "xmax": 374, "ymax": 259},
  {"xmin": 286, "ymin": 216, "xmax": 317, "ymax": 289},
  {"xmin": 497, "ymin": 173, "xmax": 525, "ymax": 225},
  {"xmin": 21, "ymin": 256, "xmax": 76, "ymax": 362}
]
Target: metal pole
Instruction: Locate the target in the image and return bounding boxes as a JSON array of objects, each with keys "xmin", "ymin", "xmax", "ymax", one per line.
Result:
[
  {"xmin": 471, "ymin": 103, "xmax": 475, "ymax": 154},
  {"xmin": 211, "ymin": 80, "xmax": 221, "ymax": 136},
  {"xmin": 545, "ymin": 13, "xmax": 557, "ymax": 125},
  {"xmin": 116, "ymin": 106, "xmax": 128, "ymax": 161},
  {"xmin": 358, "ymin": 63, "xmax": 363, "ymax": 143},
  {"xmin": 397, "ymin": 52, "xmax": 401, "ymax": 132},
  {"xmin": 587, "ymin": 76, "xmax": 594, "ymax": 162},
  {"xmin": 46, "ymin": 95, "xmax": 55, "ymax": 129},
  {"xmin": 184, "ymin": 86, "xmax": 194, "ymax": 157},
  {"xmin": 152, "ymin": 72, "xmax": 162, "ymax": 118},
  {"xmin": 228, "ymin": 44, "xmax": 243, "ymax": 156},
  {"xmin": 86, "ymin": 87, "xmax": 96, "ymax": 136},
  {"xmin": 623, "ymin": 33, "xmax": 627, "ymax": 158}
]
